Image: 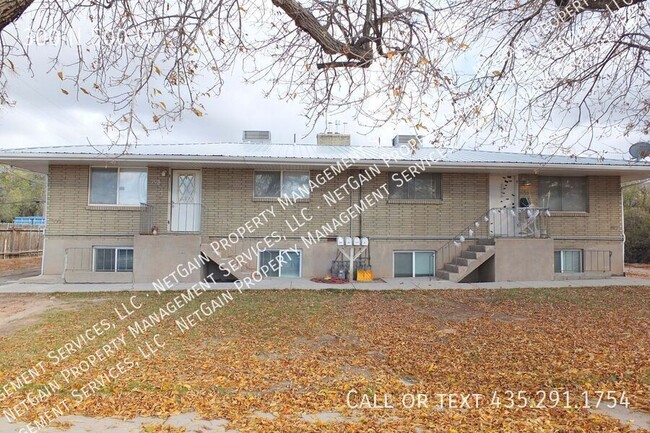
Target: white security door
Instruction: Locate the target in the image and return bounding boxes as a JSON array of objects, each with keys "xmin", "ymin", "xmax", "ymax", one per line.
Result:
[
  {"xmin": 171, "ymin": 170, "xmax": 201, "ymax": 232},
  {"xmin": 488, "ymin": 174, "xmax": 517, "ymax": 237}
]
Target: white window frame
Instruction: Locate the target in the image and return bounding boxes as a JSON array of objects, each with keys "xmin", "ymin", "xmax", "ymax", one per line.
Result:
[
  {"xmin": 393, "ymin": 251, "xmax": 436, "ymax": 277},
  {"xmin": 253, "ymin": 170, "xmax": 310, "ymax": 199},
  {"xmin": 257, "ymin": 249, "xmax": 303, "ymax": 277},
  {"xmin": 92, "ymin": 246, "xmax": 134, "ymax": 272},
  {"xmin": 555, "ymin": 249, "xmax": 583, "ymax": 273},
  {"xmin": 88, "ymin": 167, "xmax": 148, "ymax": 206}
]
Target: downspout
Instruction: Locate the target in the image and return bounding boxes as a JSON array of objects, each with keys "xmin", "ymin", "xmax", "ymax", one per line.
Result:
[
  {"xmin": 41, "ymin": 169, "xmax": 48, "ymax": 277},
  {"xmin": 620, "ymin": 178, "xmax": 649, "ymax": 274},
  {"xmin": 358, "ymin": 169, "xmax": 362, "ymax": 237},
  {"xmin": 349, "ymin": 172, "xmax": 353, "ymax": 238},
  {"xmin": 621, "ymin": 185, "xmax": 625, "ymax": 275}
]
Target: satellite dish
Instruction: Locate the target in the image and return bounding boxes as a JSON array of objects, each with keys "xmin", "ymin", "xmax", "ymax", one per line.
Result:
[{"xmin": 630, "ymin": 142, "xmax": 650, "ymax": 160}]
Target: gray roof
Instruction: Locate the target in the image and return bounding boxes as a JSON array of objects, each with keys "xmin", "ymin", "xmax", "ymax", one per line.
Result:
[{"xmin": 1, "ymin": 143, "xmax": 649, "ymax": 179}]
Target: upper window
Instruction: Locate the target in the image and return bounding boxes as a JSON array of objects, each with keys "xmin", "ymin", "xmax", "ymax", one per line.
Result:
[
  {"xmin": 389, "ymin": 173, "xmax": 441, "ymax": 200},
  {"xmin": 254, "ymin": 171, "xmax": 310, "ymax": 199},
  {"xmin": 539, "ymin": 176, "xmax": 587, "ymax": 212},
  {"xmin": 90, "ymin": 168, "xmax": 148, "ymax": 205}
]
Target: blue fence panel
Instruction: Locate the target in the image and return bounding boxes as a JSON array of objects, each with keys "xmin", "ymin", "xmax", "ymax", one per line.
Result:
[{"xmin": 13, "ymin": 216, "xmax": 46, "ymax": 226}]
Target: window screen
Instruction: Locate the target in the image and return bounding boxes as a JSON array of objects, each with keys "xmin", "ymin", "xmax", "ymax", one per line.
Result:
[
  {"xmin": 389, "ymin": 173, "xmax": 441, "ymax": 199},
  {"xmin": 539, "ymin": 177, "xmax": 587, "ymax": 211}
]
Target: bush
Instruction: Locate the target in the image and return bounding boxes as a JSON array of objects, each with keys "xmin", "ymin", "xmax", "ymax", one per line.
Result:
[{"xmin": 624, "ymin": 185, "xmax": 650, "ymax": 263}]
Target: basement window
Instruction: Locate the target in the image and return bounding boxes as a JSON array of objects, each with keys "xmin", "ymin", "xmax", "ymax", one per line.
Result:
[
  {"xmin": 554, "ymin": 250, "xmax": 583, "ymax": 273},
  {"xmin": 258, "ymin": 249, "xmax": 302, "ymax": 277},
  {"xmin": 394, "ymin": 251, "xmax": 435, "ymax": 277},
  {"xmin": 254, "ymin": 171, "xmax": 310, "ymax": 199},
  {"xmin": 89, "ymin": 167, "xmax": 148, "ymax": 205},
  {"xmin": 93, "ymin": 247, "xmax": 134, "ymax": 272}
]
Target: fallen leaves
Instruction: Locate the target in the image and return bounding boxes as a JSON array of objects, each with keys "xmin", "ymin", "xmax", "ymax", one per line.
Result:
[{"xmin": 0, "ymin": 287, "xmax": 648, "ymax": 432}]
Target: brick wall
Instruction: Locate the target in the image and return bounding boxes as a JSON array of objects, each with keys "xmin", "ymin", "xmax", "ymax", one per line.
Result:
[
  {"xmin": 199, "ymin": 168, "xmax": 489, "ymax": 238},
  {"xmin": 47, "ymin": 165, "xmax": 141, "ymax": 235},
  {"xmin": 359, "ymin": 172, "xmax": 489, "ymax": 237},
  {"xmin": 48, "ymin": 165, "xmax": 622, "ymax": 240}
]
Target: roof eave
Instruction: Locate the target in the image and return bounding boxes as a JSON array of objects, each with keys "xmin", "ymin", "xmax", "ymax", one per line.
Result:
[{"xmin": 0, "ymin": 153, "xmax": 649, "ymax": 179}]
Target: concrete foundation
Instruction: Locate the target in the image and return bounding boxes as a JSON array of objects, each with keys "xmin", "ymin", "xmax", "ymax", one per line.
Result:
[{"xmin": 492, "ymin": 238, "xmax": 555, "ymax": 282}]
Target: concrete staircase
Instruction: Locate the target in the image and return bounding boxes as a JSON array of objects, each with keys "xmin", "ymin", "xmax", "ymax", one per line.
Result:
[
  {"xmin": 200, "ymin": 242, "xmax": 254, "ymax": 281},
  {"xmin": 437, "ymin": 239, "xmax": 495, "ymax": 282}
]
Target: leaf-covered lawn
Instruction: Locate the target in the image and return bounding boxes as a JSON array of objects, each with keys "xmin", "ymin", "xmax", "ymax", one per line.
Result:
[{"xmin": 0, "ymin": 287, "xmax": 649, "ymax": 432}]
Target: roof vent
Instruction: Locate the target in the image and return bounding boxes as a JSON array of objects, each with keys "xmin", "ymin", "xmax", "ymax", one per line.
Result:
[
  {"xmin": 316, "ymin": 133, "xmax": 351, "ymax": 146},
  {"xmin": 392, "ymin": 135, "xmax": 423, "ymax": 147},
  {"xmin": 243, "ymin": 130, "xmax": 271, "ymax": 143}
]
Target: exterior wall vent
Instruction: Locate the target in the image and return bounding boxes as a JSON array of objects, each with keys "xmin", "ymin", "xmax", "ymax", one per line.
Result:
[
  {"xmin": 243, "ymin": 130, "xmax": 272, "ymax": 143},
  {"xmin": 392, "ymin": 135, "xmax": 422, "ymax": 147},
  {"xmin": 316, "ymin": 133, "xmax": 351, "ymax": 146}
]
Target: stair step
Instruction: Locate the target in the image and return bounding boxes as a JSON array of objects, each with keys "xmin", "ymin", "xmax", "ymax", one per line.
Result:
[
  {"xmin": 437, "ymin": 270, "xmax": 450, "ymax": 280},
  {"xmin": 444, "ymin": 263, "xmax": 465, "ymax": 273},
  {"xmin": 477, "ymin": 238, "xmax": 496, "ymax": 246},
  {"xmin": 461, "ymin": 251, "xmax": 479, "ymax": 259},
  {"xmin": 468, "ymin": 244, "xmax": 488, "ymax": 252},
  {"xmin": 454, "ymin": 257, "xmax": 473, "ymax": 266}
]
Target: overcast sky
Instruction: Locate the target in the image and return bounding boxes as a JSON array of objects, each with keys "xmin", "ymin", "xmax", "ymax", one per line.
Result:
[
  {"xmin": 0, "ymin": 46, "xmax": 410, "ymax": 149},
  {"xmin": 0, "ymin": 21, "xmax": 645, "ymax": 159}
]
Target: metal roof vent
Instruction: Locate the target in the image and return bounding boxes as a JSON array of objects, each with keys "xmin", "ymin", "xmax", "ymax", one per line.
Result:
[
  {"xmin": 243, "ymin": 130, "xmax": 271, "ymax": 143},
  {"xmin": 316, "ymin": 133, "xmax": 351, "ymax": 146},
  {"xmin": 392, "ymin": 135, "xmax": 423, "ymax": 147}
]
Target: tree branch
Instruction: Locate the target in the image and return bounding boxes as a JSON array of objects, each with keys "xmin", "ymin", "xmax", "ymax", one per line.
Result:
[
  {"xmin": 271, "ymin": 0, "xmax": 373, "ymax": 64},
  {"xmin": 0, "ymin": 0, "xmax": 34, "ymax": 32}
]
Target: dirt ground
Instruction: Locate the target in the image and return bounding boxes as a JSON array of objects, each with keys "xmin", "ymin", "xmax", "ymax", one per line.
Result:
[
  {"xmin": 0, "ymin": 256, "xmax": 41, "ymax": 273},
  {"xmin": 0, "ymin": 294, "xmax": 71, "ymax": 336},
  {"xmin": 626, "ymin": 263, "xmax": 650, "ymax": 279}
]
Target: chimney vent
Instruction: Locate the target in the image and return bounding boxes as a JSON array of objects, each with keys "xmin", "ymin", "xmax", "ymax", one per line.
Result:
[
  {"xmin": 317, "ymin": 133, "xmax": 351, "ymax": 146},
  {"xmin": 392, "ymin": 135, "xmax": 423, "ymax": 147},
  {"xmin": 243, "ymin": 130, "xmax": 271, "ymax": 143}
]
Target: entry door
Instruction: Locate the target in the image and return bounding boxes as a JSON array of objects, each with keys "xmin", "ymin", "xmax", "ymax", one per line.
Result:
[
  {"xmin": 488, "ymin": 174, "xmax": 517, "ymax": 237},
  {"xmin": 171, "ymin": 170, "xmax": 201, "ymax": 232}
]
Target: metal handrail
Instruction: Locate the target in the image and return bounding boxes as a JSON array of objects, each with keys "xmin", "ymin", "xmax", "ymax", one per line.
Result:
[
  {"xmin": 435, "ymin": 209, "xmax": 491, "ymax": 270},
  {"xmin": 139, "ymin": 201, "xmax": 209, "ymax": 234},
  {"xmin": 435, "ymin": 207, "xmax": 551, "ymax": 271}
]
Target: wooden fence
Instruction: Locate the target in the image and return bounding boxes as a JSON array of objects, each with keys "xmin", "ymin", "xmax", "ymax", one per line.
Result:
[{"xmin": 0, "ymin": 224, "xmax": 44, "ymax": 258}]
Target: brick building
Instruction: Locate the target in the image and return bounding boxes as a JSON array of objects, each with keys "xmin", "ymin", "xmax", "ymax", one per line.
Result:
[{"xmin": 2, "ymin": 133, "xmax": 648, "ymax": 284}]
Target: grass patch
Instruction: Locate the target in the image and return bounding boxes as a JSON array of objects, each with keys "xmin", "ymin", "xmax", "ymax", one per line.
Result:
[{"xmin": 0, "ymin": 286, "xmax": 648, "ymax": 432}]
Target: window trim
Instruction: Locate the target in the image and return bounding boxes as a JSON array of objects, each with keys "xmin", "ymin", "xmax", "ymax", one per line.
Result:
[
  {"xmin": 538, "ymin": 176, "xmax": 588, "ymax": 213},
  {"xmin": 554, "ymin": 249, "xmax": 583, "ymax": 273},
  {"xmin": 92, "ymin": 246, "xmax": 134, "ymax": 272},
  {"xmin": 253, "ymin": 170, "xmax": 311, "ymax": 200},
  {"xmin": 388, "ymin": 172, "xmax": 442, "ymax": 200},
  {"xmin": 88, "ymin": 167, "xmax": 148, "ymax": 207},
  {"xmin": 257, "ymin": 249, "xmax": 303, "ymax": 277},
  {"xmin": 393, "ymin": 251, "xmax": 436, "ymax": 278}
]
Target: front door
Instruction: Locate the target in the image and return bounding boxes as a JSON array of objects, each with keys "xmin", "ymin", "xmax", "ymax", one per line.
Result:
[
  {"xmin": 489, "ymin": 174, "xmax": 517, "ymax": 237},
  {"xmin": 171, "ymin": 170, "xmax": 201, "ymax": 232}
]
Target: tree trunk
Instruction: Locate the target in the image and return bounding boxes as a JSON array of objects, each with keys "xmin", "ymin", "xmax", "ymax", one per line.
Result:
[{"xmin": 0, "ymin": 0, "xmax": 34, "ymax": 32}]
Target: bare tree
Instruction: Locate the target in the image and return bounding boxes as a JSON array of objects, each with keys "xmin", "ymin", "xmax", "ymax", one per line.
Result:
[{"xmin": 0, "ymin": 0, "xmax": 647, "ymax": 152}]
